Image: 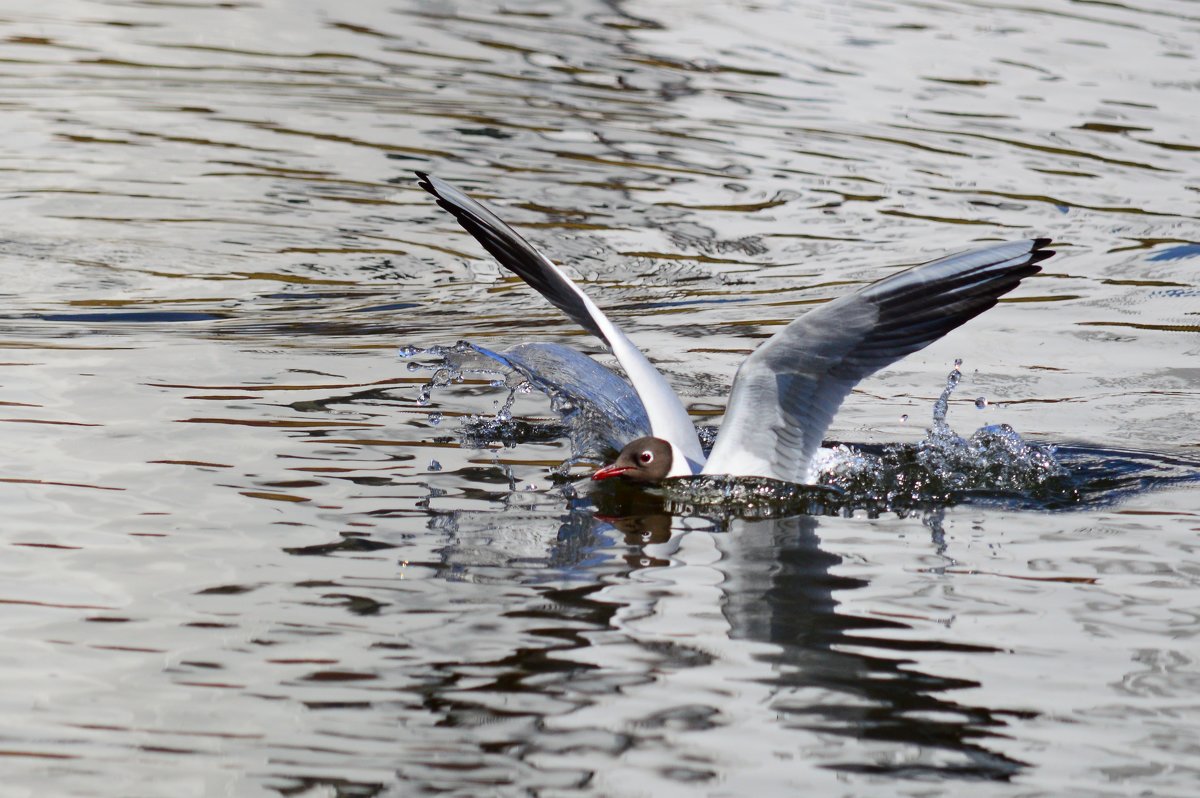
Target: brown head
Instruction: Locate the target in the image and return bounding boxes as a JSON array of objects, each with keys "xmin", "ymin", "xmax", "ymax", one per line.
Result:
[{"xmin": 591, "ymin": 436, "xmax": 674, "ymax": 484}]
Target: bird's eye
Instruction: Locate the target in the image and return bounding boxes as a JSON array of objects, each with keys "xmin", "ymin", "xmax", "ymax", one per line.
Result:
[{"xmin": 639, "ymin": 451, "xmax": 654, "ymax": 465}]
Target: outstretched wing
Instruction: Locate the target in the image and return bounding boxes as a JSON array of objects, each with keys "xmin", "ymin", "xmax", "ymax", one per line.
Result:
[
  {"xmin": 415, "ymin": 172, "xmax": 704, "ymax": 472},
  {"xmin": 703, "ymin": 239, "xmax": 1054, "ymax": 483}
]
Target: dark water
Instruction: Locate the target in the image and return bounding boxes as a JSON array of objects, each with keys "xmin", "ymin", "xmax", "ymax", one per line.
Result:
[{"xmin": 1, "ymin": 1, "xmax": 1198, "ymax": 796}]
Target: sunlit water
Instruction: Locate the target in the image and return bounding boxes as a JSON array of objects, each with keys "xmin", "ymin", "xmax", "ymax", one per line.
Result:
[{"xmin": 1, "ymin": 1, "xmax": 1198, "ymax": 796}]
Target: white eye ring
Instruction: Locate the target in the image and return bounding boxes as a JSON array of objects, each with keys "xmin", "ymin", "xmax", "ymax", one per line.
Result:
[{"xmin": 639, "ymin": 451, "xmax": 654, "ymax": 465}]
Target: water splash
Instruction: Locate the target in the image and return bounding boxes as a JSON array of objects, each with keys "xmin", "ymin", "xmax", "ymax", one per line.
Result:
[
  {"xmin": 816, "ymin": 364, "xmax": 1073, "ymax": 509},
  {"xmin": 668, "ymin": 364, "xmax": 1073, "ymax": 513},
  {"xmin": 663, "ymin": 476, "xmax": 843, "ymax": 519},
  {"xmin": 400, "ymin": 341, "xmax": 645, "ymax": 473},
  {"xmin": 402, "ymin": 341, "xmax": 542, "ymax": 457},
  {"xmin": 931, "ymin": 360, "xmax": 961, "ymax": 435},
  {"xmin": 405, "ymin": 345, "xmax": 1075, "ymax": 511},
  {"xmin": 675, "ymin": 364, "xmax": 1071, "ymax": 513}
]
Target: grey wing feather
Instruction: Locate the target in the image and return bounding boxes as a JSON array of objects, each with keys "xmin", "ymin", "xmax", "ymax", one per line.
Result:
[{"xmin": 703, "ymin": 239, "xmax": 1054, "ymax": 483}]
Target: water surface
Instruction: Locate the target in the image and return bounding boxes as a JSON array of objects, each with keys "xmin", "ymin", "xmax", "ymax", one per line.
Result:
[{"xmin": 1, "ymin": 1, "xmax": 1198, "ymax": 796}]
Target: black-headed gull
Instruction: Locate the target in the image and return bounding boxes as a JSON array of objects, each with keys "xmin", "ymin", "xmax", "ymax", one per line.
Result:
[{"xmin": 415, "ymin": 172, "xmax": 1053, "ymax": 485}]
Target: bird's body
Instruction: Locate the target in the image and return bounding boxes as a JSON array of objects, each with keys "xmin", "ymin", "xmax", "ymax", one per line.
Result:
[{"xmin": 416, "ymin": 172, "xmax": 1053, "ymax": 486}]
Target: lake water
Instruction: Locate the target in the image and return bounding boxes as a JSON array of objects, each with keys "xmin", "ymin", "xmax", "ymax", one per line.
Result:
[{"xmin": 1, "ymin": 1, "xmax": 1198, "ymax": 796}]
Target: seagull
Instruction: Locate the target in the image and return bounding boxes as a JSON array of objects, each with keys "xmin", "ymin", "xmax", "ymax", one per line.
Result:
[{"xmin": 415, "ymin": 172, "xmax": 1053, "ymax": 485}]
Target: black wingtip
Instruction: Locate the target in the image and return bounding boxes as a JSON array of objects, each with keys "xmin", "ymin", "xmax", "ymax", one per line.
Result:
[
  {"xmin": 1030, "ymin": 239, "xmax": 1055, "ymax": 267},
  {"xmin": 410, "ymin": 171, "xmax": 610, "ymax": 343}
]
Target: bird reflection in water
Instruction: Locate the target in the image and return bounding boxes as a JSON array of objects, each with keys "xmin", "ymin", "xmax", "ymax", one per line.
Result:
[{"xmin": 581, "ymin": 486, "xmax": 1031, "ymax": 780}]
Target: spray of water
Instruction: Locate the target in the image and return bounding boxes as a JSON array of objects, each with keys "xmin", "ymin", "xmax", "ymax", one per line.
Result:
[
  {"xmin": 400, "ymin": 341, "xmax": 629, "ymax": 474},
  {"xmin": 815, "ymin": 362, "xmax": 1073, "ymax": 508},
  {"xmin": 402, "ymin": 344, "xmax": 1075, "ymax": 511}
]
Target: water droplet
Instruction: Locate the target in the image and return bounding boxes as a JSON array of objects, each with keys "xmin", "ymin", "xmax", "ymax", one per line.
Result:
[
  {"xmin": 900, "ymin": 413, "xmax": 909, "ymax": 423},
  {"xmin": 427, "ymin": 412, "xmax": 443, "ymax": 426},
  {"xmin": 406, "ymin": 361, "xmax": 422, "ymax": 372},
  {"xmin": 428, "ymin": 459, "xmax": 442, "ymax": 472},
  {"xmin": 953, "ymin": 358, "xmax": 963, "ymax": 370},
  {"xmin": 398, "ymin": 345, "xmax": 420, "ymax": 358},
  {"xmin": 974, "ymin": 397, "xmax": 988, "ymax": 409}
]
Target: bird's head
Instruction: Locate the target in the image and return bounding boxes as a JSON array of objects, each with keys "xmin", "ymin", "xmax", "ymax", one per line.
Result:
[{"xmin": 591, "ymin": 436, "xmax": 674, "ymax": 484}]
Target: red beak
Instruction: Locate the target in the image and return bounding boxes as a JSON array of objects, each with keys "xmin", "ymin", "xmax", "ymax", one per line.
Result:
[{"xmin": 591, "ymin": 464, "xmax": 632, "ymax": 481}]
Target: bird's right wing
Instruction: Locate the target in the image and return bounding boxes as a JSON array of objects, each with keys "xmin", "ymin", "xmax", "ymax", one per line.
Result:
[
  {"xmin": 416, "ymin": 173, "xmax": 704, "ymax": 472},
  {"xmin": 703, "ymin": 239, "xmax": 1054, "ymax": 483}
]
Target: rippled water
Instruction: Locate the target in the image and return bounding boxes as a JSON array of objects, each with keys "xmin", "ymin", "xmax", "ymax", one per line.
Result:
[{"xmin": 2, "ymin": 1, "xmax": 1198, "ymax": 796}]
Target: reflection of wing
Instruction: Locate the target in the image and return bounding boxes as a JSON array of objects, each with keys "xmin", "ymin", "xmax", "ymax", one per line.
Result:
[
  {"xmin": 713, "ymin": 515, "xmax": 1026, "ymax": 780},
  {"xmin": 416, "ymin": 173, "xmax": 703, "ymax": 472},
  {"xmin": 704, "ymin": 239, "xmax": 1053, "ymax": 483},
  {"xmin": 717, "ymin": 515, "xmax": 860, "ymax": 645},
  {"xmin": 485, "ymin": 342, "xmax": 651, "ymax": 450}
]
